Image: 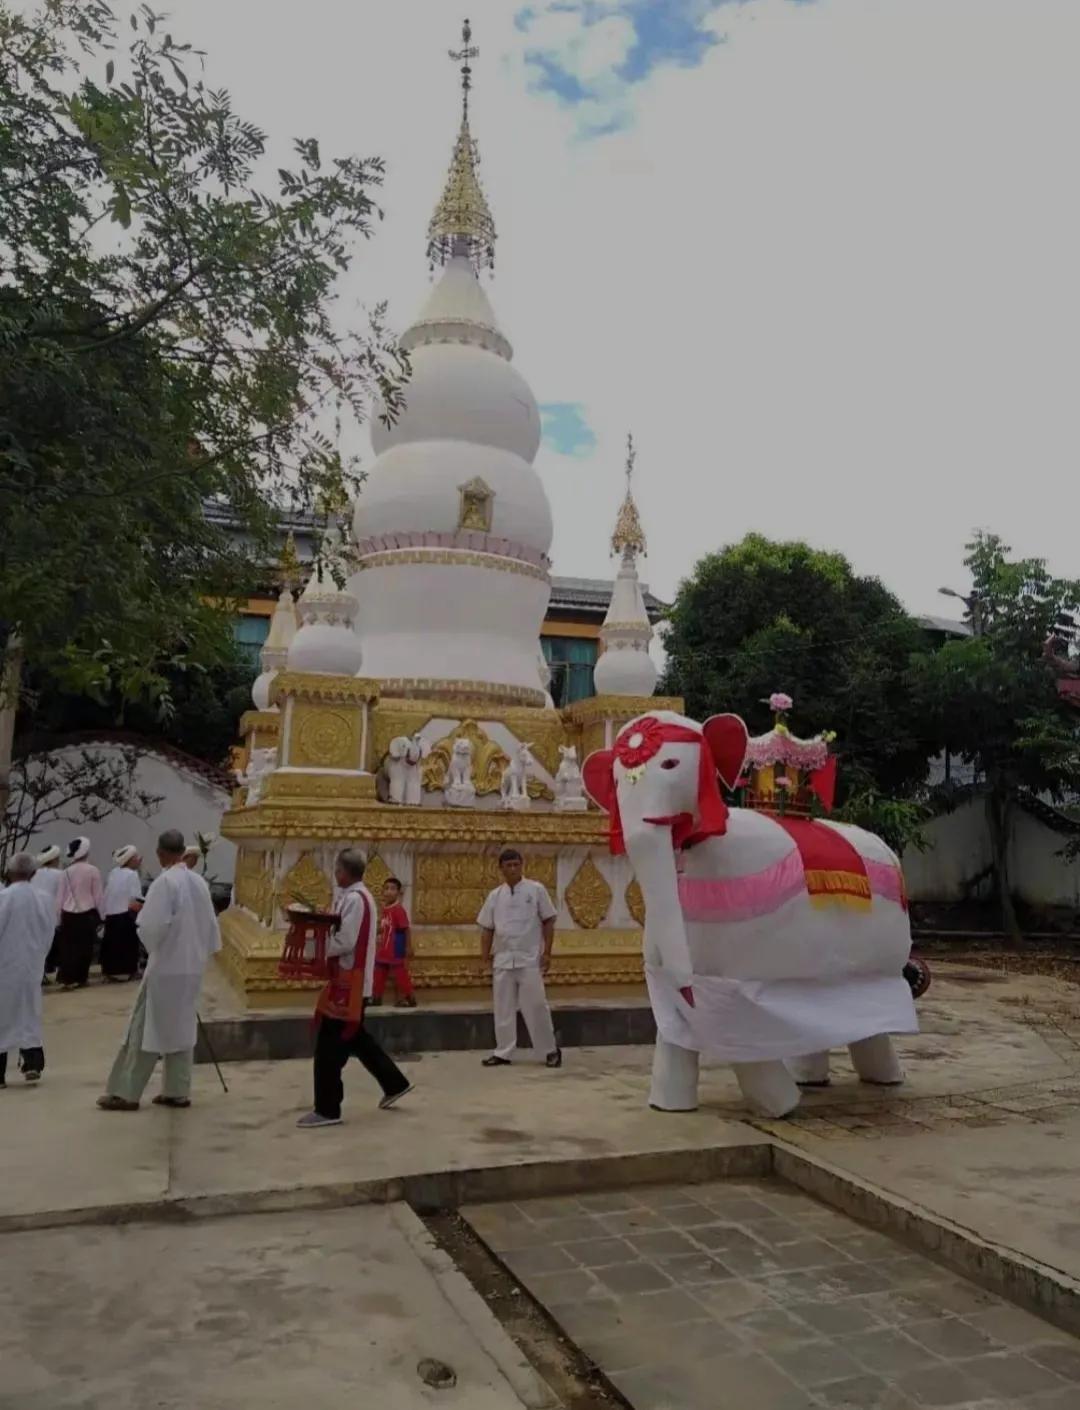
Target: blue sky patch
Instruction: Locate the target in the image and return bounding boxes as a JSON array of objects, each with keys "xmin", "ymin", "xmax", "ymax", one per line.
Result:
[{"xmin": 539, "ymin": 402, "xmax": 597, "ymax": 457}]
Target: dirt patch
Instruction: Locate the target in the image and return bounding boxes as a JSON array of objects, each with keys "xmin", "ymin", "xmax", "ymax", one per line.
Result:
[{"xmin": 422, "ymin": 1210, "xmax": 627, "ymax": 1410}]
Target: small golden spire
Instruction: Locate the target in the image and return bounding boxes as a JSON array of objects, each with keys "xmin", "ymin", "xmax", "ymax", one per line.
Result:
[
  {"xmin": 427, "ymin": 19, "xmax": 496, "ymax": 272},
  {"xmin": 276, "ymin": 530, "xmax": 302, "ymax": 590},
  {"xmin": 611, "ymin": 432, "xmax": 647, "ymax": 558}
]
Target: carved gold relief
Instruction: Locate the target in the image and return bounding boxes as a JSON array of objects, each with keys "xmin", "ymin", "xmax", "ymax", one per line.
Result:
[
  {"xmin": 458, "ymin": 476, "xmax": 494, "ymax": 532},
  {"xmin": 362, "ymin": 852, "xmax": 393, "ymax": 901},
  {"xmin": 413, "ymin": 853, "xmax": 558, "ymax": 926},
  {"xmin": 276, "ymin": 852, "xmax": 333, "ymax": 914},
  {"xmin": 271, "ymin": 673, "xmax": 380, "ymax": 706},
  {"xmin": 564, "ymin": 858, "xmax": 613, "ymax": 930},
  {"xmin": 422, "ymin": 719, "xmax": 508, "ymax": 795},
  {"xmin": 291, "ymin": 706, "xmax": 359, "ymax": 770},
  {"xmin": 626, "ymin": 878, "xmax": 646, "ymax": 927},
  {"xmin": 233, "ymin": 848, "xmax": 275, "ymax": 926},
  {"xmin": 222, "ymin": 802, "xmax": 611, "ymax": 846},
  {"xmin": 263, "ymin": 771, "xmax": 375, "ymax": 801}
]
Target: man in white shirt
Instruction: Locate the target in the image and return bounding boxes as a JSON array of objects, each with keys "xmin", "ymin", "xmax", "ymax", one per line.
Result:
[
  {"xmin": 478, "ymin": 848, "xmax": 561, "ymax": 1069},
  {"xmin": 297, "ymin": 848, "xmax": 413, "ymax": 1128},
  {"xmin": 0, "ymin": 853, "xmax": 55, "ymax": 1085},
  {"xmin": 97, "ymin": 829, "xmax": 220, "ymax": 1111},
  {"xmin": 100, "ymin": 845, "xmax": 143, "ymax": 981}
]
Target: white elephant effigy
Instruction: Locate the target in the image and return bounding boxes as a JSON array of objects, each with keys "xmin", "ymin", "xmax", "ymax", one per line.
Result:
[{"xmin": 582, "ymin": 708, "xmax": 918, "ymax": 1119}]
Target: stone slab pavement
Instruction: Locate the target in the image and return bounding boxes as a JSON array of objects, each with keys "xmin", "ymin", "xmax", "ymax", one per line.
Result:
[
  {"xmin": 0, "ymin": 1201, "xmax": 556, "ymax": 1410},
  {"xmin": 467, "ymin": 1178, "xmax": 1080, "ymax": 1410}
]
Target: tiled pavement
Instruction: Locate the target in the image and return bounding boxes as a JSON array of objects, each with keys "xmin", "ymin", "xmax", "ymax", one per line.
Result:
[{"xmin": 465, "ymin": 1179, "xmax": 1080, "ymax": 1410}]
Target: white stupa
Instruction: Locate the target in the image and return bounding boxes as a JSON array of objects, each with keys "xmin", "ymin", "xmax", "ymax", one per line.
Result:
[
  {"xmin": 251, "ymin": 585, "xmax": 297, "ymax": 710},
  {"xmin": 288, "ymin": 522, "xmax": 363, "ymax": 677},
  {"xmin": 593, "ymin": 434, "xmax": 658, "ymax": 698},
  {"xmin": 350, "ymin": 23, "xmax": 553, "ymax": 706}
]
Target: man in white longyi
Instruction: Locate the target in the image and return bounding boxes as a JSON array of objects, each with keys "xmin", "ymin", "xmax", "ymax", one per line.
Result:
[
  {"xmin": 98, "ymin": 828, "xmax": 220, "ymax": 1111},
  {"xmin": 477, "ymin": 848, "xmax": 561, "ymax": 1069}
]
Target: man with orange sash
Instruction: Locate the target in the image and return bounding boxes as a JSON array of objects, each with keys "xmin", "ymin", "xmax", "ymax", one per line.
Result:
[{"xmin": 297, "ymin": 848, "xmax": 413, "ymax": 1129}]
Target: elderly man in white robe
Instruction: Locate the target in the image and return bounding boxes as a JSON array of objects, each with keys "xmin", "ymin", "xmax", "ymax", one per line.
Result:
[
  {"xmin": 31, "ymin": 844, "xmax": 63, "ymax": 983},
  {"xmin": 0, "ymin": 853, "xmax": 55, "ymax": 1086},
  {"xmin": 97, "ymin": 828, "xmax": 220, "ymax": 1111}
]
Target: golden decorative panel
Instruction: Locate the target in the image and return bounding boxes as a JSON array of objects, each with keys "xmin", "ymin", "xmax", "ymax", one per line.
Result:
[
  {"xmin": 271, "ymin": 673, "xmax": 381, "ymax": 706},
  {"xmin": 564, "ymin": 858, "xmax": 613, "ymax": 930},
  {"xmin": 362, "ymin": 852, "xmax": 393, "ymax": 901},
  {"xmin": 626, "ymin": 878, "xmax": 646, "ymax": 927},
  {"xmin": 458, "ymin": 476, "xmax": 494, "ymax": 532},
  {"xmin": 276, "ymin": 852, "xmax": 333, "ymax": 914},
  {"xmin": 358, "ymin": 550, "xmax": 548, "ymax": 584},
  {"xmin": 413, "ymin": 853, "xmax": 558, "ymax": 926},
  {"xmin": 222, "ymin": 801, "xmax": 610, "ymax": 847},
  {"xmin": 374, "ymin": 678, "xmax": 547, "ymax": 709},
  {"xmin": 233, "ymin": 848, "xmax": 275, "ymax": 926},
  {"xmin": 561, "ymin": 695, "xmax": 684, "ymax": 727},
  {"xmin": 291, "ymin": 706, "xmax": 359, "ymax": 770},
  {"xmin": 422, "ymin": 719, "xmax": 509, "ymax": 796},
  {"xmin": 263, "ymin": 771, "xmax": 375, "ymax": 801}
]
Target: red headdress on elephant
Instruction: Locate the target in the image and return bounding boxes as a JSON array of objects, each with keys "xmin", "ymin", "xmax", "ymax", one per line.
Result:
[{"xmin": 583, "ymin": 713, "xmax": 749, "ymax": 855}]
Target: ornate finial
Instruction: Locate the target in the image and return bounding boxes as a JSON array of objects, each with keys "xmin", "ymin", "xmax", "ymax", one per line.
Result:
[
  {"xmin": 450, "ymin": 18, "xmax": 479, "ymax": 123},
  {"xmin": 276, "ymin": 530, "xmax": 302, "ymax": 590},
  {"xmin": 427, "ymin": 19, "xmax": 496, "ymax": 273},
  {"xmin": 611, "ymin": 432, "xmax": 646, "ymax": 559}
]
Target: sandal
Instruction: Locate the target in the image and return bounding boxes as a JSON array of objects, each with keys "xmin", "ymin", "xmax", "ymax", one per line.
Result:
[
  {"xmin": 152, "ymin": 1096, "xmax": 191, "ymax": 1108},
  {"xmin": 482, "ymin": 1056, "xmax": 511, "ymax": 1067},
  {"xmin": 97, "ymin": 1095, "xmax": 139, "ymax": 1111}
]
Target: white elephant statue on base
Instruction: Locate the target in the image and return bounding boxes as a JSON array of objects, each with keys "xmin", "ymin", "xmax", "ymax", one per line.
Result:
[
  {"xmin": 386, "ymin": 733, "xmax": 430, "ymax": 806},
  {"xmin": 583, "ymin": 710, "xmax": 917, "ymax": 1120}
]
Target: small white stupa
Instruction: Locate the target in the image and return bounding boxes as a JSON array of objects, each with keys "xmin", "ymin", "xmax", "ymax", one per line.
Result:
[
  {"xmin": 251, "ymin": 535, "xmax": 301, "ymax": 710},
  {"xmin": 593, "ymin": 433, "xmax": 658, "ymax": 698},
  {"xmin": 287, "ymin": 521, "xmax": 363, "ymax": 677}
]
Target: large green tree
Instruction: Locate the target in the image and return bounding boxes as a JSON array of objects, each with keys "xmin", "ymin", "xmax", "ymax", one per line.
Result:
[
  {"xmin": 661, "ymin": 535, "xmax": 934, "ymax": 814},
  {"xmin": 0, "ymin": 1, "xmax": 406, "ymax": 814},
  {"xmin": 909, "ymin": 533, "xmax": 1080, "ymax": 940}
]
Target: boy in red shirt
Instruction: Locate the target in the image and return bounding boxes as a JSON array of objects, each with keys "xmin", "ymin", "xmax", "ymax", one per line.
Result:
[{"xmin": 370, "ymin": 877, "xmax": 417, "ymax": 1008}]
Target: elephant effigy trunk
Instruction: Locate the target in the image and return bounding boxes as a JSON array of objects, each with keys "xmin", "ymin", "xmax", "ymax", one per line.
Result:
[{"xmin": 625, "ymin": 826, "xmax": 695, "ymax": 999}]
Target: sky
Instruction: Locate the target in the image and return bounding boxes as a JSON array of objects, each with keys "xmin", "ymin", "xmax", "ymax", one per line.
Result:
[{"xmin": 172, "ymin": 0, "xmax": 1079, "ymax": 614}]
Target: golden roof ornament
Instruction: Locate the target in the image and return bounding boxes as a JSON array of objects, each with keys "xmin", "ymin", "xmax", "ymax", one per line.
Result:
[
  {"xmin": 276, "ymin": 530, "xmax": 302, "ymax": 591},
  {"xmin": 427, "ymin": 19, "xmax": 496, "ymax": 273},
  {"xmin": 611, "ymin": 433, "xmax": 647, "ymax": 559}
]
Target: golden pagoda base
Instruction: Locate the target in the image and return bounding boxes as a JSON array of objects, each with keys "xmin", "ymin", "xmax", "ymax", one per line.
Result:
[{"xmin": 219, "ymin": 688, "xmax": 678, "ymax": 1009}]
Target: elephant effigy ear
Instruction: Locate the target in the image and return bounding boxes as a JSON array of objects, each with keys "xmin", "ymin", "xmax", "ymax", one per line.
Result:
[
  {"xmin": 582, "ymin": 749, "xmax": 617, "ymax": 814},
  {"xmin": 702, "ymin": 714, "xmax": 749, "ymax": 790}
]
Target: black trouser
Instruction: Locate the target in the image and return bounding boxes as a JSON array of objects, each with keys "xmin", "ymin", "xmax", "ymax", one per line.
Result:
[
  {"xmin": 313, "ymin": 1017, "xmax": 408, "ymax": 1119},
  {"xmin": 100, "ymin": 912, "xmax": 140, "ymax": 979},
  {"xmin": 56, "ymin": 910, "xmax": 100, "ymax": 986},
  {"xmin": 0, "ymin": 1047, "xmax": 44, "ymax": 1082}
]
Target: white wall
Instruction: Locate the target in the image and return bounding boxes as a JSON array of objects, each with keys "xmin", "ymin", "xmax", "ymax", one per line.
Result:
[
  {"xmin": 904, "ymin": 794, "xmax": 1080, "ymax": 909},
  {"xmin": 22, "ymin": 743, "xmax": 235, "ymax": 885}
]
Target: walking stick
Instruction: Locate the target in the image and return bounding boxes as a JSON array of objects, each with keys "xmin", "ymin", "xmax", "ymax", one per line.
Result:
[{"xmin": 196, "ymin": 1011, "xmax": 229, "ymax": 1094}]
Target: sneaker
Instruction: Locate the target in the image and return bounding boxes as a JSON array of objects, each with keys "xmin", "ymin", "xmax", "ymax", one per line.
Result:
[
  {"xmin": 152, "ymin": 1095, "xmax": 191, "ymax": 1108},
  {"xmin": 545, "ymin": 1048, "xmax": 563, "ymax": 1069},
  {"xmin": 482, "ymin": 1055, "xmax": 512, "ymax": 1067},
  {"xmin": 24, "ymin": 1070, "xmax": 42, "ymax": 1084},
  {"xmin": 296, "ymin": 1111, "xmax": 342, "ymax": 1129},
  {"xmin": 378, "ymin": 1083, "xmax": 414, "ymax": 1111}
]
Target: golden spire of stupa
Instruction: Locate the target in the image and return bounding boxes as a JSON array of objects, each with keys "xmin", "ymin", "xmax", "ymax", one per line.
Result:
[
  {"xmin": 611, "ymin": 433, "xmax": 647, "ymax": 559},
  {"xmin": 276, "ymin": 530, "xmax": 302, "ymax": 591},
  {"xmin": 426, "ymin": 18, "xmax": 496, "ymax": 272}
]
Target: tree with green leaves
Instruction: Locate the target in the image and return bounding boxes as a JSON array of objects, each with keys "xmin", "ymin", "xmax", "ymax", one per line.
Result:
[
  {"xmin": 909, "ymin": 533, "xmax": 1080, "ymax": 940},
  {"xmin": 0, "ymin": 1, "xmax": 407, "ymax": 815},
  {"xmin": 661, "ymin": 535, "xmax": 935, "ymax": 817}
]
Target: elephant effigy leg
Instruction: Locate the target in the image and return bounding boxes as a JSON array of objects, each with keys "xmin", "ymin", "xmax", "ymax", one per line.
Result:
[
  {"xmin": 648, "ymin": 1036, "xmax": 700, "ymax": 1112},
  {"xmin": 849, "ymin": 1033, "xmax": 904, "ymax": 1086},
  {"xmin": 787, "ymin": 1051, "xmax": 831, "ymax": 1087},
  {"xmin": 734, "ymin": 1061, "xmax": 801, "ymax": 1119}
]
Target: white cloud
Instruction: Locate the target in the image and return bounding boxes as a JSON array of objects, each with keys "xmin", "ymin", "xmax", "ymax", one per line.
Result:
[{"xmin": 169, "ymin": 0, "xmax": 1080, "ymax": 616}]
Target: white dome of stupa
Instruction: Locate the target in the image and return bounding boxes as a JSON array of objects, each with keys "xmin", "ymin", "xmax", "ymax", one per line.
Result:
[
  {"xmin": 288, "ymin": 536, "xmax": 362, "ymax": 677},
  {"xmin": 349, "ymin": 40, "xmax": 554, "ymax": 706}
]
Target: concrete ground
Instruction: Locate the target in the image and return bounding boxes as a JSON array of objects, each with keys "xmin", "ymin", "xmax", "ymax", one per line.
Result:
[
  {"xmin": 468, "ymin": 1178, "xmax": 1080, "ymax": 1409},
  {"xmin": 4, "ymin": 961, "xmax": 1080, "ymax": 1408},
  {"xmin": 0, "ymin": 1202, "xmax": 554, "ymax": 1410}
]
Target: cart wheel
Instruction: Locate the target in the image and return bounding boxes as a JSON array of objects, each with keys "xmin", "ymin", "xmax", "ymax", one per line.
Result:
[{"xmin": 903, "ymin": 954, "xmax": 931, "ymax": 1000}]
